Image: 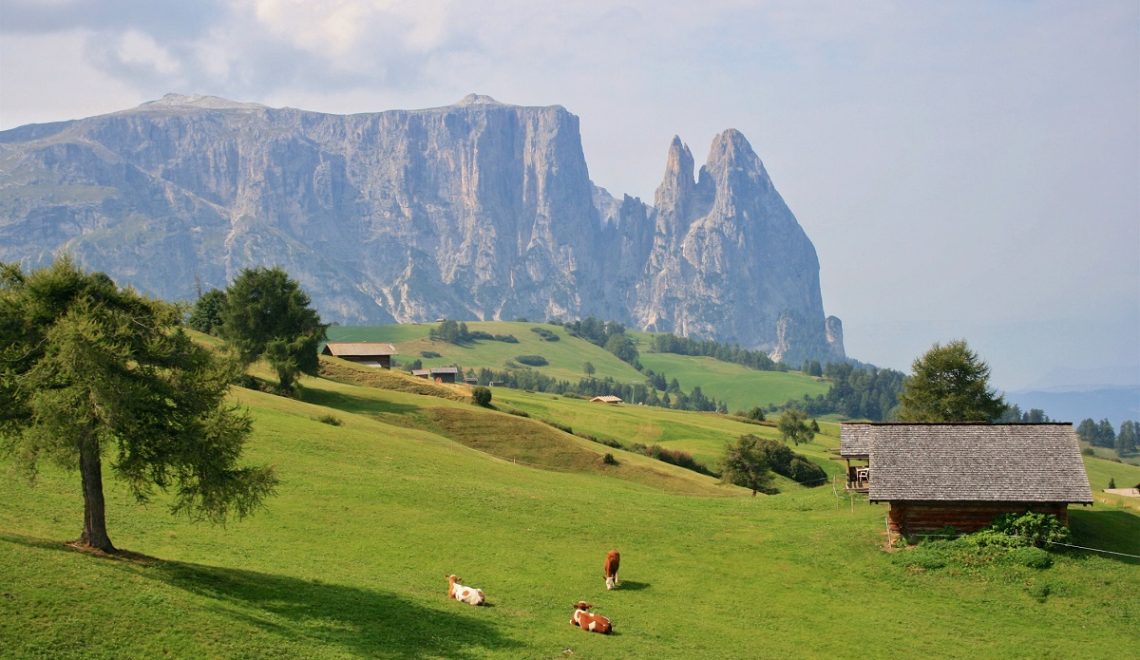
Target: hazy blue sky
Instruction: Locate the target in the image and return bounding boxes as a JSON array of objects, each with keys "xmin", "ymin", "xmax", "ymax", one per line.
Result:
[{"xmin": 2, "ymin": 0, "xmax": 1137, "ymax": 391}]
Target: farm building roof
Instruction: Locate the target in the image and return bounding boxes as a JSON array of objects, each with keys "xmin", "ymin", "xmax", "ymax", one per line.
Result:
[
  {"xmin": 322, "ymin": 342, "xmax": 397, "ymax": 357},
  {"xmin": 590, "ymin": 395, "xmax": 623, "ymax": 403},
  {"xmin": 846, "ymin": 423, "xmax": 1093, "ymax": 504},
  {"xmin": 839, "ymin": 423, "xmax": 875, "ymax": 457}
]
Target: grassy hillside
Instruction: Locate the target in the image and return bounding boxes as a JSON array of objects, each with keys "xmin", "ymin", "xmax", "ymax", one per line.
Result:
[
  {"xmin": 328, "ymin": 322, "xmax": 830, "ymax": 412},
  {"xmin": 2, "ymin": 358, "xmax": 1138, "ymax": 658},
  {"xmin": 637, "ymin": 352, "xmax": 830, "ymax": 412},
  {"xmin": 329, "ymin": 322, "xmax": 645, "ymax": 384}
]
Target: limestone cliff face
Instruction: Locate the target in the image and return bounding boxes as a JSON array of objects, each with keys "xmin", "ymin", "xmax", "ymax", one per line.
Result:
[{"xmin": 0, "ymin": 94, "xmax": 844, "ymax": 362}]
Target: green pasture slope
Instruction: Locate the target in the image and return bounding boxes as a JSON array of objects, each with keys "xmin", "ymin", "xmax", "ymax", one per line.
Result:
[
  {"xmin": 2, "ymin": 359, "xmax": 1138, "ymax": 658},
  {"xmin": 329, "ymin": 322, "xmax": 830, "ymax": 410},
  {"xmin": 328, "ymin": 322, "xmax": 645, "ymax": 383},
  {"xmin": 637, "ymin": 352, "xmax": 830, "ymax": 412}
]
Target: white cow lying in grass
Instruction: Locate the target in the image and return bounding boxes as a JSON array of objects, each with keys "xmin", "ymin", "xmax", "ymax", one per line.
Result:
[{"xmin": 446, "ymin": 574, "xmax": 486, "ymax": 606}]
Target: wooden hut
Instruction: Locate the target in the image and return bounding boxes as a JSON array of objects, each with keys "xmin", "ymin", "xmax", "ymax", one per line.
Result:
[
  {"xmin": 321, "ymin": 342, "xmax": 397, "ymax": 369},
  {"xmin": 590, "ymin": 395, "xmax": 623, "ymax": 404},
  {"xmin": 841, "ymin": 423, "xmax": 1092, "ymax": 537}
]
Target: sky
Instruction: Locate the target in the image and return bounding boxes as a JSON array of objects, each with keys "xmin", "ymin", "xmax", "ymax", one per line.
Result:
[{"xmin": 1, "ymin": 0, "xmax": 1137, "ymax": 392}]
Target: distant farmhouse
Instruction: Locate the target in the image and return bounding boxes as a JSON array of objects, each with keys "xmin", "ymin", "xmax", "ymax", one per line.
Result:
[
  {"xmin": 590, "ymin": 395, "xmax": 623, "ymax": 404},
  {"xmin": 840, "ymin": 423, "xmax": 1092, "ymax": 537},
  {"xmin": 412, "ymin": 367, "xmax": 459, "ymax": 384},
  {"xmin": 321, "ymin": 342, "xmax": 397, "ymax": 369}
]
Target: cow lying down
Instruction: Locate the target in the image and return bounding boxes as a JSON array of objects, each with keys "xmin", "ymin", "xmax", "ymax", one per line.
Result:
[
  {"xmin": 446, "ymin": 574, "xmax": 485, "ymax": 606},
  {"xmin": 570, "ymin": 601, "xmax": 612, "ymax": 634}
]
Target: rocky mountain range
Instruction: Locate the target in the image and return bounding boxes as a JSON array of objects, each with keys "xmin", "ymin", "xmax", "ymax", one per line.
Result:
[{"xmin": 0, "ymin": 93, "xmax": 844, "ymax": 363}]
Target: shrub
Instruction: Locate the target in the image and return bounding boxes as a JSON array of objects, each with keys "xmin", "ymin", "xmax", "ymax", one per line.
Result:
[
  {"xmin": 788, "ymin": 456, "xmax": 827, "ymax": 485},
  {"xmin": 494, "ymin": 334, "xmax": 519, "ymax": 343},
  {"xmin": 603, "ymin": 453, "xmax": 618, "ymax": 466},
  {"xmin": 315, "ymin": 414, "xmax": 343, "ymax": 426},
  {"xmin": 547, "ymin": 421, "xmax": 574, "ymax": 435},
  {"xmin": 988, "ymin": 511, "xmax": 1071, "ymax": 548},
  {"xmin": 1026, "ymin": 582, "xmax": 1051, "ymax": 603},
  {"xmin": 471, "ymin": 386, "xmax": 492, "ymax": 407},
  {"xmin": 515, "ymin": 354, "xmax": 549, "ymax": 367},
  {"xmin": 420, "ymin": 351, "xmax": 442, "ymax": 358},
  {"xmin": 1108, "ymin": 477, "xmax": 1116, "ymax": 489},
  {"xmin": 1008, "ymin": 547, "xmax": 1053, "ymax": 569},
  {"xmin": 530, "ymin": 327, "xmax": 560, "ymax": 341},
  {"xmin": 1081, "ymin": 446, "xmax": 1095, "ymax": 456},
  {"xmin": 642, "ymin": 444, "xmax": 714, "ymax": 476}
]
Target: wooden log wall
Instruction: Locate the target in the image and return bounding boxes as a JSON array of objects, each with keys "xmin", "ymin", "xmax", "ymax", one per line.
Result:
[{"xmin": 888, "ymin": 501, "xmax": 1070, "ymax": 535}]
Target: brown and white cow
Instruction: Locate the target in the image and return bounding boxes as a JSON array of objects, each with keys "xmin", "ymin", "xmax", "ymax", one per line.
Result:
[
  {"xmin": 446, "ymin": 574, "xmax": 485, "ymax": 606},
  {"xmin": 603, "ymin": 549, "xmax": 620, "ymax": 590},
  {"xmin": 570, "ymin": 601, "xmax": 613, "ymax": 634}
]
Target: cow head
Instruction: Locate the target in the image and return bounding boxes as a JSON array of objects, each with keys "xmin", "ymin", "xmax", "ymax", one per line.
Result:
[{"xmin": 573, "ymin": 601, "xmax": 593, "ymax": 611}]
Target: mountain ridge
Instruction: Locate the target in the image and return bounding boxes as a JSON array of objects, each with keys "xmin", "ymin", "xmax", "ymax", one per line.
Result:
[{"xmin": 0, "ymin": 93, "xmax": 844, "ymax": 363}]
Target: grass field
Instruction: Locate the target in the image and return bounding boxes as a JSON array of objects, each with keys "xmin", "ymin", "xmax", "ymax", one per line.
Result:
[
  {"xmin": 328, "ymin": 322, "xmax": 646, "ymax": 384},
  {"xmin": 637, "ymin": 352, "xmax": 831, "ymax": 412},
  {"xmin": 2, "ymin": 356, "xmax": 1138, "ymax": 658},
  {"xmin": 328, "ymin": 322, "xmax": 831, "ymax": 413}
]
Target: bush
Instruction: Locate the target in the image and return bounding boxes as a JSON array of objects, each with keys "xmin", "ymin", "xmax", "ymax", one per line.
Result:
[
  {"xmin": 420, "ymin": 351, "xmax": 442, "ymax": 358},
  {"xmin": 643, "ymin": 444, "xmax": 714, "ymax": 476},
  {"xmin": 315, "ymin": 414, "xmax": 343, "ymax": 426},
  {"xmin": 1026, "ymin": 582, "xmax": 1052, "ymax": 603},
  {"xmin": 494, "ymin": 334, "xmax": 519, "ymax": 343},
  {"xmin": 988, "ymin": 511, "xmax": 1071, "ymax": 548},
  {"xmin": 1008, "ymin": 547, "xmax": 1053, "ymax": 569},
  {"xmin": 515, "ymin": 354, "xmax": 549, "ymax": 367},
  {"xmin": 471, "ymin": 386, "xmax": 492, "ymax": 407},
  {"xmin": 530, "ymin": 327, "xmax": 560, "ymax": 341},
  {"xmin": 602, "ymin": 453, "xmax": 618, "ymax": 466},
  {"xmin": 788, "ymin": 456, "xmax": 827, "ymax": 485}
]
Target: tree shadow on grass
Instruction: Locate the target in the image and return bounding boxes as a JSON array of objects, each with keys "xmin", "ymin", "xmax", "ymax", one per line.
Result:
[
  {"xmin": 1068, "ymin": 509, "xmax": 1140, "ymax": 565},
  {"xmin": 1, "ymin": 533, "xmax": 522, "ymax": 658},
  {"xmin": 299, "ymin": 388, "xmax": 421, "ymax": 418}
]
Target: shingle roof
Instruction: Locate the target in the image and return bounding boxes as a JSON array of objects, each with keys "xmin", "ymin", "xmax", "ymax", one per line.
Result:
[
  {"xmin": 850, "ymin": 423, "xmax": 1092, "ymax": 503},
  {"xmin": 839, "ymin": 423, "xmax": 874, "ymax": 457},
  {"xmin": 322, "ymin": 342, "xmax": 397, "ymax": 357}
]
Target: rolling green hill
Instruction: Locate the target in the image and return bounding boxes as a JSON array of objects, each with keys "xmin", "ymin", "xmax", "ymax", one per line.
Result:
[
  {"xmin": 2, "ymin": 352, "xmax": 1138, "ymax": 658},
  {"xmin": 327, "ymin": 322, "xmax": 831, "ymax": 413},
  {"xmin": 637, "ymin": 351, "xmax": 830, "ymax": 412}
]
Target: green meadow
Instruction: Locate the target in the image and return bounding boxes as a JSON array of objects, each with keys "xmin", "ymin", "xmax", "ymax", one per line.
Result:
[
  {"xmin": 327, "ymin": 321, "xmax": 830, "ymax": 410},
  {"xmin": 2, "ymin": 354, "xmax": 1138, "ymax": 658}
]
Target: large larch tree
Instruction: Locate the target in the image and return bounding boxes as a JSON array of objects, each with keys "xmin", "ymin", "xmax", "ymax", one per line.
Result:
[{"xmin": 0, "ymin": 259, "xmax": 277, "ymax": 552}]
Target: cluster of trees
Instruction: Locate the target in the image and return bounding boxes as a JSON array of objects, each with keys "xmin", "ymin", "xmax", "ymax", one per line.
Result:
[
  {"xmin": 557, "ymin": 317, "xmax": 642, "ymax": 367},
  {"xmin": 429, "ymin": 320, "xmax": 517, "ymax": 344},
  {"xmin": 2, "ymin": 259, "xmax": 278, "ymax": 552},
  {"xmin": 190, "ymin": 267, "xmax": 327, "ymax": 394},
  {"xmin": 997, "ymin": 405, "xmax": 1052, "ymax": 423},
  {"xmin": 784, "ymin": 362, "xmax": 906, "ymax": 420},
  {"xmin": 720, "ymin": 434, "xmax": 827, "ymax": 495},
  {"xmin": 650, "ymin": 333, "xmax": 783, "ymax": 371},
  {"xmin": 1077, "ymin": 418, "xmax": 1137, "ymax": 456}
]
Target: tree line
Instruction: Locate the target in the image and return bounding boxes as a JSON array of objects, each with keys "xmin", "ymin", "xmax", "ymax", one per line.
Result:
[{"xmin": 1077, "ymin": 418, "xmax": 1138, "ymax": 457}]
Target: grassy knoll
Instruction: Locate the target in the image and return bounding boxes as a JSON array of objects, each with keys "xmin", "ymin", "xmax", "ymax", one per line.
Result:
[
  {"xmin": 637, "ymin": 351, "xmax": 830, "ymax": 411},
  {"xmin": 327, "ymin": 322, "xmax": 645, "ymax": 384},
  {"xmin": 2, "ymin": 367, "xmax": 1138, "ymax": 658}
]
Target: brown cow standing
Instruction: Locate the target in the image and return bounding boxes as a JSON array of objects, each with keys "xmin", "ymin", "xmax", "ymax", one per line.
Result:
[
  {"xmin": 603, "ymin": 549, "xmax": 620, "ymax": 590},
  {"xmin": 571, "ymin": 601, "xmax": 613, "ymax": 634}
]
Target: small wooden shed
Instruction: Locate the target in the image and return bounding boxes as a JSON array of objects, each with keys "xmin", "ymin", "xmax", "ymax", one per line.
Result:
[
  {"xmin": 590, "ymin": 395, "xmax": 623, "ymax": 404},
  {"xmin": 842, "ymin": 423, "xmax": 1093, "ymax": 537},
  {"xmin": 321, "ymin": 342, "xmax": 397, "ymax": 369}
]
